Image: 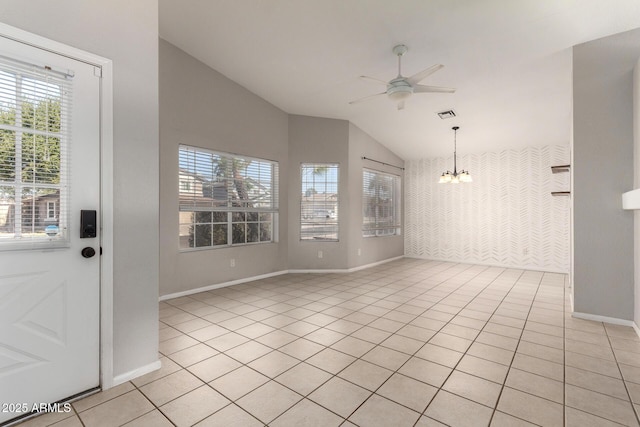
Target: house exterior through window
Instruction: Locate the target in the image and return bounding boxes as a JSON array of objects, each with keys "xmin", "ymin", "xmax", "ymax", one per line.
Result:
[
  {"xmin": 178, "ymin": 145, "xmax": 278, "ymax": 249},
  {"xmin": 46, "ymin": 200, "xmax": 56, "ymax": 219},
  {"xmin": 300, "ymin": 163, "xmax": 339, "ymax": 241}
]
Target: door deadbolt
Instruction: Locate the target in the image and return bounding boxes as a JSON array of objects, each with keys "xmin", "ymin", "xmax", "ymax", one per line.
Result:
[
  {"xmin": 81, "ymin": 247, "xmax": 96, "ymax": 258},
  {"xmin": 80, "ymin": 210, "xmax": 97, "ymax": 238}
]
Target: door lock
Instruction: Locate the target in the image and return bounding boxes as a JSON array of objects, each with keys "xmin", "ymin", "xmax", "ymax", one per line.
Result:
[{"xmin": 80, "ymin": 210, "xmax": 97, "ymax": 238}]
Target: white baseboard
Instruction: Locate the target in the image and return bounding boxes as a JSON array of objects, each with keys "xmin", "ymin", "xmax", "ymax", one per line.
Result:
[
  {"xmin": 404, "ymin": 255, "xmax": 569, "ymax": 275},
  {"xmin": 159, "ymin": 270, "xmax": 289, "ymax": 301},
  {"xmin": 571, "ymin": 311, "xmax": 636, "ymax": 327},
  {"xmin": 569, "ymin": 291, "xmax": 574, "ymax": 312},
  {"xmin": 111, "ymin": 360, "xmax": 161, "ymax": 388},
  {"xmin": 289, "ymin": 256, "xmax": 404, "ymax": 274},
  {"xmin": 160, "ymin": 257, "xmax": 404, "ymax": 301}
]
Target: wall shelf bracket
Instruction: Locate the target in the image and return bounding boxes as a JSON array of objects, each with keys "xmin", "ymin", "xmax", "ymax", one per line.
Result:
[{"xmin": 551, "ymin": 164, "xmax": 571, "ymax": 174}]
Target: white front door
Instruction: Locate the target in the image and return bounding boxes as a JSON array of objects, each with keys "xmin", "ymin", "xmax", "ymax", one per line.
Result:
[{"xmin": 0, "ymin": 34, "xmax": 101, "ymax": 424}]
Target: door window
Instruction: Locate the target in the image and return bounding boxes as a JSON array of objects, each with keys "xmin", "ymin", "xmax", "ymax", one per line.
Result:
[{"xmin": 0, "ymin": 57, "xmax": 71, "ymax": 249}]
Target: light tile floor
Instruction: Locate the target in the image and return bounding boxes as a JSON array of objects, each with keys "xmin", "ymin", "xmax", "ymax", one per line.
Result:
[{"xmin": 15, "ymin": 259, "xmax": 640, "ymax": 426}]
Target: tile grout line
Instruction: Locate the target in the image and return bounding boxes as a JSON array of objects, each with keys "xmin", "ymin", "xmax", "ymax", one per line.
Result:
[
  {"xmin": 266, "ymin": 262, "xmax": 492, "ymax": 424},
  {"xmin": 58, "ymin": 260, "xmax": 638, "ymax": 427},
  {"xmin": 486, "ymin": 270, "xmax": 545, "ymax": 426},
  {"xmin": 155, "ymin": 260, "xmax": 466, "ymax": 425},
  {"xmin": 158, "ymin": 260, "xmax": 464, "ymax": 355},
  {"xmin": 602, "ymin": 324, "xmax": 640, "ymax": 426},
  {"xmin": 159, "ymin": 264, "xmax": 570, "ymax": 426},
  {"xmin": 127, "ymin": 381, "xmax": 177, "ymax": 427},
  {"xmin": 130, "ymin": 353, "xmax": 269, "ymax": 426},
  {"xmin": 408, "ymin": 266, "xmax": 527, "ymax": 426},
  {"xmin": 268, "ymin": 262, "xmax": 489, "ymax": 425}
]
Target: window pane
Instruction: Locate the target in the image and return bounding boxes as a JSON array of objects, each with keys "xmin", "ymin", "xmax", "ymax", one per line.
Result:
[
  {"xmin": 301, "ymin": 163, "xmax": 339, "ymax": 241},
  {"xmin": 232, "ymin": 223, "xmax": 245, "ymax": 244},
  {"xmin": 195, "ymin": 211, "xmax": 212, "ymax": 223},
  {"xmin": 0, "ymin": 65, "xmax": 68, "ymax": 250},
  {"xmin": 0, "ymin": 129, "xmax": 15, "ymax": 181},
  {"xmin": 260, "ymin": 222, "xmax": 271, "ymax": 242},
  {"xmin": 232, "ymin": 211, "xmax": 245, "ymax": 222},
  {"xmin": 212, "ymin": 211, "xmax": 227, "ymax": 222},
  {"xmin": 247, "ymin": 223, "xmax": 259, "ymax": 243},
  {"xmin": 363, "ymin": 168, "xmax": 401, "ymax": 237},
  {"xmin": 20, "ymin": 187, "xmax": 60, "ymax": 236},
  {"xmin": 21, "ymin": 136, "xmax": 61, "ymax": 180},
  {"xmin": 178, "ymin": 144, "xmax": 279, "ymax": 249},
  {"xmin": 0, "ymin": 186, "xmax": 15, "ymax": 243},
  {"xmin": 194, "ymin": 224, "xmax": 212, "ymax": 247},
  {"xmin": 212, "ymin": 224, "xmax": 227, "ymax": 246},
  {"xmin": 179, "ymin": 211, "xmax": 193, "ymax": 249},
  {"xmin": 259, "ymin": 212, "xmax": 271, "ymax": 222}
]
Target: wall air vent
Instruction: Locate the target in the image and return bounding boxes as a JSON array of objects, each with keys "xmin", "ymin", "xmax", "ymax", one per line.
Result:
[{"xmin": 437, "ymin": 110, "xmax": 456, "ymax": 119}]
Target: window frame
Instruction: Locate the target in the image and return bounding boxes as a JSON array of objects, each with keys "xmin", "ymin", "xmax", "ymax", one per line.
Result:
[
  {"xmin": 178, "ymin": 144, "xmax": 279, "ymax": 251},
  {"xmin": 300, "ymin": 163, "xmax": 339, "ymax": 242},
  {"xmin": 362, "ymin": 168, "xmax": 402, "ymax": 238}
]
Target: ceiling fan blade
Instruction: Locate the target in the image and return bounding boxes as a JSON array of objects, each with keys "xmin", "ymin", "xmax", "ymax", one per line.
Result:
[
  {"xmin": 397, "ymin": 100, "xmax": 405, "ymax": 110},
  {"xmin": 359, "ymin": 75, "xmax": 389, "ymax": 86},
  {"xmin": 413, "ymin": 84, "xmax": 456, "ymax": 94},
  {"xmin": 406, "ymin": 64, "xmax": 444, "ymax": 85},
  {"xmin": 349, "ymin": 92, "xmax": 386, "ymax": 105}
]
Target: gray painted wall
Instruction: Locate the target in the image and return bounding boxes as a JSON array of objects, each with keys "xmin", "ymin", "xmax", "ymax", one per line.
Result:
[
  {"xmin": 159, "ymin": 40, "xmax": 289, "ymax": 296},
  {"xmin": 159, "ymin": 44, "xmax": 403, "ymax": 294},
  {"xmin": 0, "ymin": 1, "xmax": 160, "ymax": 376},
  {"xmin": 347, "ymin": 123, "xmax": 404, "ymax": 268},
  {"xmin": 288, "ymin": 115, "xmax": 350, "ymax": 270},
  {"xmin": 573, "ymin": 28, "xmax": 640, "ymax": 320},
  {"xmin": 286, "ymin": 117, "xmax": 404, "ymax": 270}
]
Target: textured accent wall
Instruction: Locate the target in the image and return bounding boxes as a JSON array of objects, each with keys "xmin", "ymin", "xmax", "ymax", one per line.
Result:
[{"xmin": 405, "ymin": 145, "xmax": 570, "ymax": 273}]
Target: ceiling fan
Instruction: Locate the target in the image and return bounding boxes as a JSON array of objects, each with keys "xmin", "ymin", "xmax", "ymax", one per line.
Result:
[{"xmin": 350, "ymin": 44, "xmax": 455, "ymax": 110}]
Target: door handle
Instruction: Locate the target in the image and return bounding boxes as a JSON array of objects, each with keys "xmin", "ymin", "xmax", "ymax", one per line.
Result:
[{"xmin": 81, "ymin": 247, "xmax": 96, "ymax": 258}]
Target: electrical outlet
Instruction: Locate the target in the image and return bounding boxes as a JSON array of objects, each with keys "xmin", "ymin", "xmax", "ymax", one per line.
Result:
[
  {"xmin": 230, "ymin": 258, "xmax": 236, "ymax": 267},
  {"xmin": 357, "ymin": 248, "xmax": 361, "ymax": 256},
  {"xmin": 318, "ymin": 250, "xmax": 323, "ymax": 259}
]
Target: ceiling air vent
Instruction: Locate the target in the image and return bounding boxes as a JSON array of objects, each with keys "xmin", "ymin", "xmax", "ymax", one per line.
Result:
[{"xmin": 437, "ymin": 109, "xmax": 456, "ymax": 119}]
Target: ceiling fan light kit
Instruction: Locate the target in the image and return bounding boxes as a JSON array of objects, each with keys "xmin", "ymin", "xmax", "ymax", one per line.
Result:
[
  {"xmin": 350, "ymin": 44, "xmax": 455, "ymax": 110},
  {"xmin": 439, "ymin": 126, "xmax": 472, "ymax": 184}
]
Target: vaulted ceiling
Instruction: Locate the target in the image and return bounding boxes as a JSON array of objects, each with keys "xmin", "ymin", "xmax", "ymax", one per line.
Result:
[{"xmin": 159, "ymin": 0, "xmax": 640, "ymax": 159}]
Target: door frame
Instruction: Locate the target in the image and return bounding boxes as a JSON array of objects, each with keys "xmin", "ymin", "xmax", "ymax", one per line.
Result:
[{"xmin": 0, "ymin": 23, "xmax": 115, "ymax": 390}]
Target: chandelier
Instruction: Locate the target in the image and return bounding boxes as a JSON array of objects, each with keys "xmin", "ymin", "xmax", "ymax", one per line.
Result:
[{"xmin": 439, "ymin": 126, "xmax": 472, "ymax": 184}]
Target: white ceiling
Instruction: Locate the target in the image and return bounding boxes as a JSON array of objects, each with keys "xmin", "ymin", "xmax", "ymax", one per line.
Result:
[{"xmin": 159, "ymin": 0, "xmax": 640, "ymax": 159}]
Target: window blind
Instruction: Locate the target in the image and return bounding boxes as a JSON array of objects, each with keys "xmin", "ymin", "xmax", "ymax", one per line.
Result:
[
  {"xmin": 0, "ymin": 56, "xmax": 72, "ymax": 248},
  {"xmin": 362, "ymin": 168, "xmax": 401, "ymax": 237},
  {"xmin": 179, "ymin": 145, "xmax": 278, "ymax": 212},
  {"xmin": 178, "ymin": 144, "xmax": 279, "ymax": 249}
]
